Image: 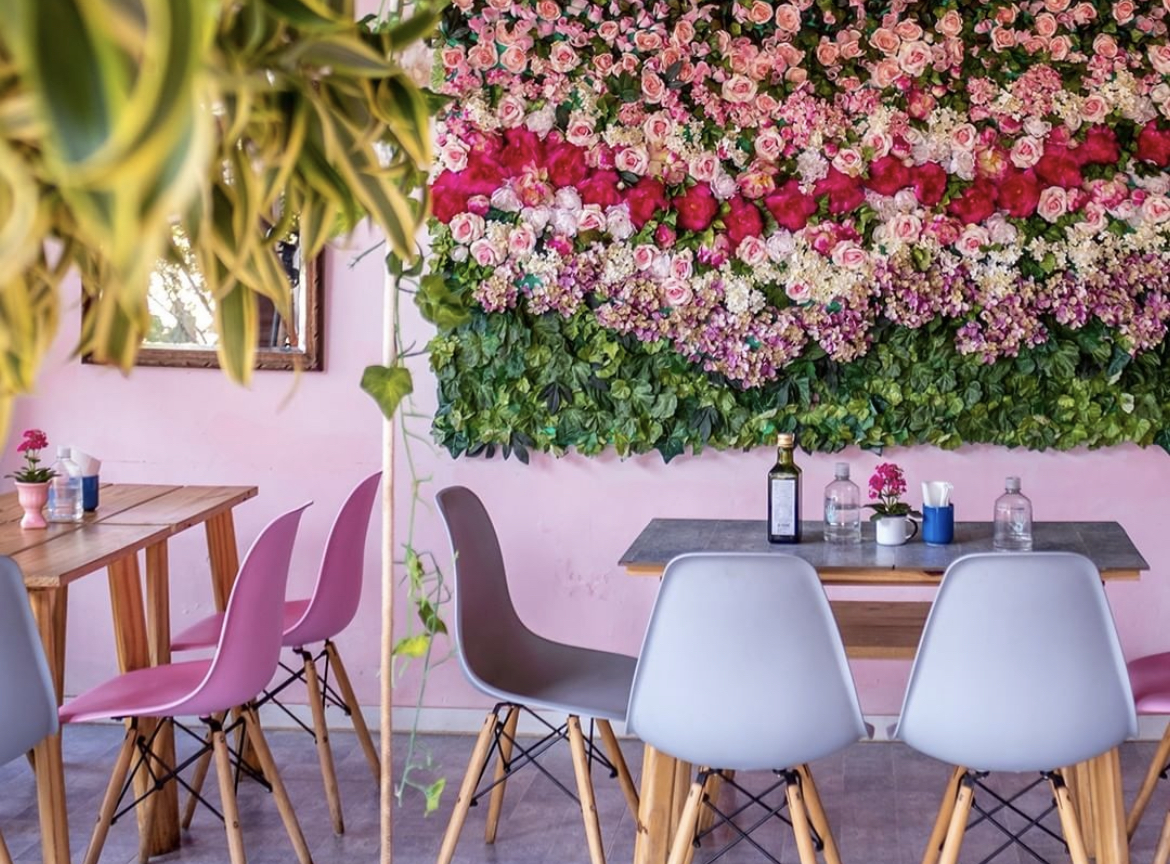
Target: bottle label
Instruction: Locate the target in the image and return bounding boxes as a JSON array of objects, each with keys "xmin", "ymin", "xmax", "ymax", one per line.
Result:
[{"xmin": 770, "ymin": 477, "xmax": 797, "ymax": 536}]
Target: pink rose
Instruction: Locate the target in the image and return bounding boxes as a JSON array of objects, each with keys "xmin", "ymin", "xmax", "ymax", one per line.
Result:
[
  {"xmin": 1010, "ymin": 136, "xmax": 1044, "ymax": 169},
  {"xmin": 565, "ymin": 118, "xmax": 598, "ymax": 148},
  {"xmin": 1034, "ymin": 12, "xmax": 1059, "ymax": 37},
  {"xmin": 549, "ymin": 43, "xmax": 579, "ymax": 73},
  {"xmin": 641, "ymin": 70, "xmax": 666, "ymax": 103},
  {"xmin": 831, "ymin": 241, "xmax": 868, "ymax": 269},
  {"xmin": 615, "ymin": 145, "xmax": 649, "ymax": 176},
  {"xmin": 775, "ymin": 3, "xmax": 801, "ymax": 32},
  {"xmin": 895, "ymin": 20, "xmax": 924, "ymax": 40},
  {"xmin": 634, "ymin": 31, "xmax": 663, "ymax": 52},
  {"xmin": 737, "ymin": 235, "xmax": 769, "ymax": 266},
  {"xmin": 496, "ymin": 95, "xmax": 526, "ymax": 128},
  {"xmin": 1080, "ymin": 204, "xmax": 1108, "ymax": 233},
  {"xmin": 577, "ymin": 206, "xmax": 606, "ymax": 233},
  {"xmin": 872, "ymin": 58, "xmax": 903, "ymax": 88},
  {"xmin": 869, "ymin": 27, "xmax": 900, "ymax": 55},
  {"xmin": 1047, "ymin": 0, "xmax": 1072, "ymax": 10},
  {"xmin": 449, "ymin": 212, "xmax": 486, "ymax": 244},
  {"xmin": 786, "ymin": 282, "xmax": 811, "ymax": 303},
  {"xmin": 725, "ymin": 196, "xmax": 765, "ymax": 249},
  {"xmin": 1114, "ymin": 0, "xmax": 1137, "ymax": 24},
  {"xmin": 674, "ymin": 182, "xmax": 719, "ymax": 232},
  {"xmin": 898, "ymin": 40, "xmax": 931, "ymax": 76},
  {"xmin": 499, "ymin": 46, "xmax": 526, "ymax": 74},
  {"xmin": 442, "ymin": 46, "xmax": 467, "ymax": 72},
  {"xmin": 937, "ymin": 10, "xmax": 963, "ymax": 37},
  {"xmin": 673, "ymin": 19, "xmax": 695, "ymax": 43},
  {"xmin": 470, "ymin": 237, "xmax": 504, "ymax": 267},
  {"xmin": 926, "ymin": 215, "xmax": 961, "ymax": 246},
  {"xmin": 536, "ymin": 0, "xmax": 560, "ymax": 19},
  {"xmin": 748, "ymin": 0, "xmax": 774, "ymax": 25},
  {"xmin": 907, "ymin": 88, "xmax": 936, "ymax": 120},
  {"xmin": 598, "ymin": 20, "xmax": 620, "ymax": 42},
  {"xmin": 1082, "ymin": 95, "xmax": 1109, "ymax": 124},
  {"xmin": 1071, "ymin": 2, "xmax": 1096, "ymax": 22},
  {"xmin": 654, "ymin": 224, "xmax": 677, "ymax": 248},
  {"xmin": 956, "ymin": 225, "xmax": 989, "ymax": 257},
  {"xmin": 755, "ymin": 128, "xmax": 785, "ymax": 162},
  {"xmin": 1142, "ymin": 194, "xmax": 1170, "ymax": 223},
  {"xmin": 912, "ymin": 162, "xmax": 949, "ymax": 207},
  {"xmin": 662, "ymin": 279, "xmax": 693, "ymax": 308},
  {"xmin": 626, "ymin": 176, "xmax": 669, "ymax": 227},
  {"xmin": 1049, "ymin": 36, "xmax": 1072, "ymax": 60},
  {"xmin": 997, "ymin": 169, "xmax": 1041, "ymax": 218},
  {"xmin": 691, "ymin": 153, "xmax": 721, "ymax": 182},
  {"xmin": 995, "ymin": 5, "xmax": 1018, "ymax": 23},
  {"xmin": 1022, "ymin": 36, "xmax": 1047, "ymax": 55},
  {"xmin": 1151, "ymin": 44, "xmax": 1170, "ymax": 75},
  {"xmin": 722, "ymin": 75, "xmax": 758, "ymax": 104},
  {"xmin": 643, "ymin": 113, "xmax": 672, "ymax": 143},
  {"xmin": 816, "ymin": 40, "xmax": 840, "ymax": 66},
  {"xmin": 832, "ymin": 148, "xmax": 865, "ymax": 177},
  {"xmin": 1037, "ymin": 186, "xmax": 1070, "ymax": 222},
  {"xmin": 670, "ymin": 251, "xmax": 693, "ymax": 281},
  {"xmin": 1094, "ymin": 34, "xmax": 1119, "ymax": 59},
  {"xmin": 441, "ymin": 143, "xmax": 468, "ymax": 173},
  {"xmin": 765, "ymin": 180, "xmax": 818, "ymax": 231},
  {"xmin": 889, "ymin": 213, "xmax": 922, "ymax": 243},
  {"xmin": 507, "ymin": 224, "xmax": 537, "ymax": 256},
  {"xmin": 467, "ymin": 41, "xmax": 499, "ymax": 71},
  {"xmin": 990, "ymin": 26, "xmax": 1017, "ymax": 52},
  {"xmin": 633, "ymin": 245, "xmax": 656, "ymax": 270}
]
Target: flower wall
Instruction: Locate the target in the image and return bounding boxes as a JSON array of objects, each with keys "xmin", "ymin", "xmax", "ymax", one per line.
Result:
[{"xmin": 427, "ymin": 0, "xmax": 1170, "ymax": 459}]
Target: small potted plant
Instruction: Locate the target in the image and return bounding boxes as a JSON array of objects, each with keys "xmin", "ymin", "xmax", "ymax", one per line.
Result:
[
  {"xmin": 866, "ymin": 462, "xmax": 921, "ymax": 546},
  {"xmin": 6, "ymin": 429, "xmax": 56, "ymax": 529}
]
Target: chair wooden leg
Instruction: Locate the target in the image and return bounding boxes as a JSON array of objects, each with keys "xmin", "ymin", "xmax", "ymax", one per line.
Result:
[
  {"xmin": 181, "ymin": 713, "xmax": 223, "ymax": 831},
  {"xmin": 1050, "ymin": 773, "xmax": 1090, "ymax": 864},
  {"xmin": 1154, "ymin": 809, "xmax": 1170, "ymax": 864},
  {"xmin": 666, "ymin": 779, "xmax": 705, "ymax": 864},
  {"xmin": 597, "ymin": 719, "xmax": 640, "ymax": 821},
  {"xmin": 484, "ymin": 705, "xmax": 518, "ymax": 843},
  {"xmin": 325, "ymin": 641, "xmax": 380, "ymax": 783},
  {"xmin": 1130, "ymin": 723, "xmax": 1170, "ymax": 838},
  {"xmin": 922, "ymin": 765, "xmax": 966, "ymax": 864},
  {"xmin": 568, "ymin": 715, "xmax": 606, "ymax": 864},
  {"xmin": 786, "ymin": 771, "xmax": 820, "ymax": 864},
  {"xmin": 0, "ymin": 826, "xmax": 11, "ymax": 864},
  {"xmin": 242, "ymin": 707, "xmax": 313, "ymax": 864},
  {"xmin": 937, "ymin": 773, "xmax": 975, "ymax": 864},
  {"xmin": 796, "ymin": 764, "xmax": 841, "ymax": 864},
  {"xmin": 303, "ymin": 652, "xmax": 344, "ymax": 835},
  {"xmin": 437, "ymin": 711, "xmax": 498, "ymax": 864},
  {"xmin": 211, "ymin": 723, "xmax": 247, "ymax": 864},
  {"xmin": 82, "ymin": 724, "xmax": 139, "ymax": 864}
]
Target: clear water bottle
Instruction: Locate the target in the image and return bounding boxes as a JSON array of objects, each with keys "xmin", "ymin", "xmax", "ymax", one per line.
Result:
[
  {"xmin": 46, "ymin": 446, "xmax": 83, "ymax": 523},
  {"xmin": 824, "ymin": 462, "xmax": 861, "ymax": 544},
  {"xmin": 993, "ymin": 476, "xmax": 1032, "ymax": 552}
]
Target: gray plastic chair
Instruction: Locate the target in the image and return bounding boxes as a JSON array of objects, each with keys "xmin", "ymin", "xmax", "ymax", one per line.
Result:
[
  {"xmin": 895, "ymin": 552, "xmax": 1136, "ymax": 864},
  {"xmin": 434, "ymin": 486, "xmax": 639, "ymax": 864},
  {"xmin": 0, "ymin": 556, "xmax": 59, "ymax": 864},
  {"xmin": 627, "ymin": 552, "xmax": 866, "ymax": 864}
]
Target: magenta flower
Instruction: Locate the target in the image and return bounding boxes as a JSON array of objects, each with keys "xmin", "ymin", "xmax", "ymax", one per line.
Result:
[
  {"xmin": 8, "ymin": 429, "xmax": 56, "ymax": 483},
  {"xmin": 866, "ymin": 463, "xmax": 919, "ymax": 520}
]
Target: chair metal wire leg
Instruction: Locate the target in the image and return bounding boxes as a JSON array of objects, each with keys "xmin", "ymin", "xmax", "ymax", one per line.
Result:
[
  {"xmin": 437, "ymin": 711, "xmax": 499, "ymax": 864},
  {"xmin": 938, "ymin": 774, "xmax": 976, "ymax": 864},
  {"xmin": 1130, "ymin": 723, "xmax": 1170, "ymax": 838},
  {"xmin": 82, "ymin": 723, "xmax": 139, "ymax": 864},
  {"xmin": 302, "ymin": 649, "xmax": 344, "ymax": 835},
  {"xmin": 484, "ymin": 705, "xmax": 519, "ymax": 844},
  {"xmin": 210, "ymin": 720, "xmax": 247, "ymax": 864},
  {"xmin": 325, "ymin": 641, "xmax": 380, "ymax": 783},
  {"xmin": 568, "ymin": 716, "xmax": 606, "ymax": 864},
  {"xmin": 181, "ymin": 719, "xmax": 218, "ymax": 830},
  {"xmin": 242, "ymin": 706, "xmax": 313, "ymax": 864}
]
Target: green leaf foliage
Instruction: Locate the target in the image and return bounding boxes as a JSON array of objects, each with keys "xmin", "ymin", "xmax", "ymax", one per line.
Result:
[
  {"xmin": 430, "ymin": 310, "xmax": 1170, "ymax": 461},
  {"xmin": 362, "ymin": 363, "xmax": 413, "ymax": 419}
]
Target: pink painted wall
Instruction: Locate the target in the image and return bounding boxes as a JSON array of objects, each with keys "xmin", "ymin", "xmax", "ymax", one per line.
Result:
[{"xmin": 6, "ymin": 238, "xmax": 1170, "ymax": 718}]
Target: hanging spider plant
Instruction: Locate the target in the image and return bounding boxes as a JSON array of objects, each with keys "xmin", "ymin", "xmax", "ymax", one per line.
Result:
[{"xmin": 0, "ymin": 0, "xmax": 440, "ymax": 433}]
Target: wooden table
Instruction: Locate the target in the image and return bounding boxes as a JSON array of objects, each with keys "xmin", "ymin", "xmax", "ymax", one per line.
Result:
[
  {"xmin": 3, "ymin": 483, "xmax": 257, "ymax": 864},
  {"xmin": 619, "ymin": 519, "xmax": 1148, "ymax": 864}
]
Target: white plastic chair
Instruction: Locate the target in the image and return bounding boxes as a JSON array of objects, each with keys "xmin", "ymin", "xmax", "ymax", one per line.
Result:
[
  {"xmin": 0, "ymin": 557, "xmax": 58, "ymax": 864},
  {"xmin": 895, "ymin": 552, "xmax": 1136, "ymax": 864},
  {"xmin": 435, "ymin": 486, "xmax": 639, "ymax": 864},
  {"xmin": 627, "ymin": 552, "xmax": 867, "ymax": 864}
]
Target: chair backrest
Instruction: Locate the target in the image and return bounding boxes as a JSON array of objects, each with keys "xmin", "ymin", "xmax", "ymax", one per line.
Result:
[
  {"xmin": 0, "ymin": 557, "xmax": 58, "ymax": 766},
  {"xmin": 895, "ymin": 552, "xmax": 1136, "ymax": 773},
  {"xmin": 627, "ymin": 553, "xmax": 866, "ymax": 772},
  {"xmin": 435, "ymin": 486, "xmax": 538, "ymax": 694},
  {"xmin": 283, "ymin": 472, "xmax": 381, "ymax": 647},
  {"xmin": 177, "ymin": 503, "xmax": 311, "ymax": 717}
]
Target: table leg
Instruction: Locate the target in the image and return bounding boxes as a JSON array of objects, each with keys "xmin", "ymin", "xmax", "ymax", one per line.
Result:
[
  {"xmin": 108, "ymin": 551, "xmax": 181, "ymax": 857},
  {"xmin": 27, "ymin": 588, "xmax": 70, "ymax": 864},
  {"xmin": 635, "ymin": 745, "xmax": 681, "ymax": 864},
  {"xmin": 1087, "ymin": 748, "xmax": 1128, "ymax": 864}
]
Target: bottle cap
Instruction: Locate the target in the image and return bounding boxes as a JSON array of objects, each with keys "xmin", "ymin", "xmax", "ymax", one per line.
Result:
[
  {"xmin": 776, "ymin": 433, "xmax": 795, "ymax": 447},
  {"xmin": 1005, "ymin": 476, "xmax": 1021, "ymax": 492},
  {"xmin": 835, "ymin": 462, "xmax": 849, "ymax": 479}
]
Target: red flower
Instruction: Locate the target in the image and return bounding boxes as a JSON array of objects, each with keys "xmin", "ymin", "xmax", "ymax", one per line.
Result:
[
  {"xmin": 1136, "ymin": 122, "xmax": 1170, "ymax": 167},
  {"xmin": 725, "ymin": 196, "xmax": 764, "ymax": 249},
  {"xmin": 17, "ymin": 429, "xmax": 48, "ymax": 453},
  {"xmin": 866, "ymin": 155, "xmax": 912, "ymax": 196},
  {"xmin": 1034, "ymin": 146, "xmax": 1083, "ymax": 189},
  {"xmin": 764, "ymin": 180, "xmax": 817, "ymax": 231},
  {"xmin": 546, "ymin": 141, "xmax": 589, "ymax": 188},
  {"xmin": 578, "ymin": 170, "xmax": 624, "ymax": 209},
  {"xmin": 673, "ymin": 182, "xmax": 719, "ymax": 232},
  {"xmin": 626, "ymin": 176, "xmax": 668, "ymax": 227},
  {"xmin": 431, "ymin": 171, "xmax": 470, "ymax": 223},
  {"xmin": 814, "ymin": 168, "xmax": 865, "ymax": 215},
  {"xmin": 996, "ymin": 169, "xmax": 1041, "ymax": 218},
  {"xmin": 947, "ymin": 178, "xmax": 997, "ymax": 225},
  {"xmin": 499, "ymin": 128, "xmax": 544, "ymax": 176},
  {"xmin": 1075, "ymin": 126, "xmax": 1120, "ymax": 166},
  {"xmin": 912, "ymin": 163, "xmax": 948, "ymax": 207}
]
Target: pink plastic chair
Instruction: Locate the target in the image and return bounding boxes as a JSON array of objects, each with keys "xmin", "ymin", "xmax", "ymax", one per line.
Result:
[
  {"xmin": 1123, "ymin": 652, "xmax": 1170, "ymax": 856},
  {"xmin": 59, "ymin": 503, "xmax": 313, "ymax": 864},
  {"xmin": 170, "ymin": 472, "xmax": 381, "ymax": 834}
]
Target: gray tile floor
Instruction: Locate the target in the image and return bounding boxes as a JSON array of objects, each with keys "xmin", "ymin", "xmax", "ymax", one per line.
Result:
[{"xmin": 1, "ymin": 725, "xmax": 1168, "ymax": 864}]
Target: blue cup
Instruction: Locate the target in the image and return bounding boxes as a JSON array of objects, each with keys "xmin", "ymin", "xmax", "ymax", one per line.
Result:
[
  {"xmin": 922, "ymin": 504, "xmax": 954, "ymax": 546},
  {"xmin": 82, "ymin": 475, "xmax": 99, "ymax": 512}
]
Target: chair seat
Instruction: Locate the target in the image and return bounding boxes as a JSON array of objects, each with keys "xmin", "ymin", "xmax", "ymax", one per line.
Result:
[
  {"xmin": 1129, "ymin": 652, "xmax": 1170, "ymax": 711},
  {"xmin": 60, "ymin": 660, "xmax": 213, "ymax": 724},
  {"xmin": 172, "ymin": 599, "xmax": 312, "ymax": 652},
  {"xmin": 470, "ymin": 638, "xmax": 637, "ymax": 722}
]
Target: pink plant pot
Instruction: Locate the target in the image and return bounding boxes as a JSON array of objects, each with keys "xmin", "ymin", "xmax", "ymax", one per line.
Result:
[{"xmin": 15, "ymin": 481, "xmax": 49, "ymax": 530}]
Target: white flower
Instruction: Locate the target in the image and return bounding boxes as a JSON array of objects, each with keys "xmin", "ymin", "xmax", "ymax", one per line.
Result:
[
  {"xmin": 796, "ymin": 150, "xmax": 829, "ymax": 184},
  {"xmin": 526, "ymin": 106, "xmax": 556, "ymax": 136},
  {"xmin": 522, "ymin": 206, "xmax": 552, "ymax": 234},
  {"xmin": 711, "ymin": 171, "xmax": 738, "ymax": 200},
  {"xmin": 551, "ymin": 209, "xmax": 579, "ymax": 235},
  {"xmin": 605, "ymin": 205, "xmax": 634, "ymax": 240},
  {"xmin": 491, "ymin": 187, "xmax": 522, "ymax": 212},
  {"xmin": 766, "ymin": 230, "xmax": 795, "ymax": 262},
  {"xmin": 554, "ymin": 187, "xmax": 583, "ymax": 213}
]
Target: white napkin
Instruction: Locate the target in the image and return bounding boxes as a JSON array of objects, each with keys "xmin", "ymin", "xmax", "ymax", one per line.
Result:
[
  {"xmin": 71, "ymin": 448, "xmax": 101, "ymax": 476},
  {"xmin": 922, "ymin": 481, "xmax": 953, "ymax": 507}
]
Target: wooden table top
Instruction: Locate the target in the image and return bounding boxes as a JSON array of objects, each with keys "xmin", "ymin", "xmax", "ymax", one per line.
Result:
[
  {"xmin": 620, "ymin": 519, "xmax": 1149, "ymax": 583},
  {"xmin": 3, "ymin": 484, "xmax": 257, "ymax": 588}
]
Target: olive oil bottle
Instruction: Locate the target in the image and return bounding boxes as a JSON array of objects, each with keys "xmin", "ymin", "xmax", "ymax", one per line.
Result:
[{"xmin": 768, "ymin": 433, "xmax": 802, "ymax": 543}]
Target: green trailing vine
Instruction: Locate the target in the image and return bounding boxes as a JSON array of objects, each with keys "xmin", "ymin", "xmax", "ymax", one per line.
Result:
[{"xmin": 428, "ymin": 305, "xmax": 1170, "ymax": 460}]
